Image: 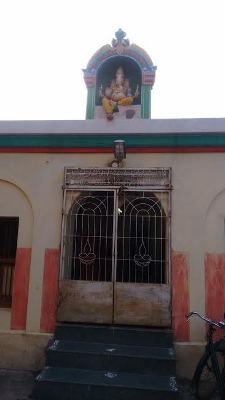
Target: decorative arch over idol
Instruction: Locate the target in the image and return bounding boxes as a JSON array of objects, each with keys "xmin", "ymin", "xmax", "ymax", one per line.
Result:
[{"xmin": 83, "ymin": 29, "xmax": 157, "ymax": 120}]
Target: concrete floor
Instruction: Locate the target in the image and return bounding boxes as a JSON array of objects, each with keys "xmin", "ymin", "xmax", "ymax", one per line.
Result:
[
  {"xmin": 0, "ymin": 369, "xmax": 198, "ymax": 399},
  {"xmin": 0, "ymin": 369, "xmax": 35, "ymax": 400}
]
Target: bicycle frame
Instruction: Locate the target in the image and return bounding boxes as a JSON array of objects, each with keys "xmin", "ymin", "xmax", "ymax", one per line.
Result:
[
  {"xmin": 207, "ymin": 324, "xmax": 225, "ymax": 399},
  {"xmin": 187, "ymin": 311, "xmax": 225, "ymax": 399}
]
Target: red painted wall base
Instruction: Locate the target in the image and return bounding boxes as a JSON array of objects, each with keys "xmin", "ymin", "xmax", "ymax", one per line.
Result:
[
  {"xmin": 172, "ymin": 252, "xmax": 190, "ymax": 341},
  {"xmin": 11, "ymin": 248, "xmax": 32, "ymax": 330},
  {"xmin": 205, "ymin": 253, "xmax": 225, "ymax": 339},
  {"xmin": 40, "ymin": 249, "xmax": 59, "ymax": 333}
]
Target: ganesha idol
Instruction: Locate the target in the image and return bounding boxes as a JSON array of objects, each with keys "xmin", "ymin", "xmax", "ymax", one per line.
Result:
[{"xmin": 99, "ymin": 66, "xmax": 139, "ymax": 120}]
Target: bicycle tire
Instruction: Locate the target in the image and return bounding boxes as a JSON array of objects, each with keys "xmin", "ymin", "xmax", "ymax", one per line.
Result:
[{"xmin": 191, "ymin": 344, "xmax": 225, "ymax": 400}]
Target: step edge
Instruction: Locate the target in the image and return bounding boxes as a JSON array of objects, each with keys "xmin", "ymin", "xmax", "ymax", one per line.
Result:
[
  {"xmin": 36, "ymin": 376, "xmax": 179, "ymax": 393},
  {"xmin": 46, "ymin": 348, "xmax": 176, "ymax": 361},
  {"xmin": 47, "ymin": 340, "xmax": 176, "ymax": 360},
  {"xmin": 55, "ymin": 323, "xmax": 173, "ymax": 334},
  {"xmin": 36, "ymin": 366, "xmax": 179, "ymax": 392}
]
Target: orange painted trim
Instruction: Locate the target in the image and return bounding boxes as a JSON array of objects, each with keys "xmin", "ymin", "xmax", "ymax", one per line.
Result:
[
  {"xmin": 172, "ymin": 252, "xmax": 190, "ymax": 341},
  {"xmin": 1, "ymin": 147, "xmax": 225, "ymax": 154},
  {"xmin": 205, "ymin": 253, "xmax": 225, "ymax": 339},
  {"xmin": 40, "ymin": 249, "xmax": 59, "ymax": 333},
  {"xmin": 11, "ymin": 248, "xmax": 32, "ymax": 330}
]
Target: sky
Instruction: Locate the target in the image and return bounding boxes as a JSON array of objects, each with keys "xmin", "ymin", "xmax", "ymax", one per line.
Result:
[{"xmin": 0, "ymin": 0, "xmax": 225, "ymax": 120}]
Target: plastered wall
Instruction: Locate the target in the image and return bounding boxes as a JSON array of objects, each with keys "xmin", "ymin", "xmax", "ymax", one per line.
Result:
[{"xmin": 0, "ymin": 152, "xmax": 225, "ymax": 342}]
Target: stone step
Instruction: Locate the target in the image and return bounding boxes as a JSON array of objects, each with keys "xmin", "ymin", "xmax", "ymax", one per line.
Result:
[
  {"xmin": 33, "ymin": 366, "xmax": 179, "ymax": 400},
  {"xmin": 55, "ymin": 323, "xmax": 173, "ymax": 347},
  {"xmin": 47, "ymin": 339, "xmax": 176, "ymax": 374}
]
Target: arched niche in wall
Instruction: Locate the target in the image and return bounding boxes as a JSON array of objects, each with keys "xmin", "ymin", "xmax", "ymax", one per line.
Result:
[
  {"xmin": 0, "ymin": 180, "xmax": 33, "ymax": 310},
  {"xmin": 95, "ymin": 56, "xmax": 142, "ymax": 106},
  {"xmin": 204, "ymin": 188, "xmax": 225, "ymax": 253},
  {"xmin": 0, "ymin": 180, "xmax": 33, "ymax": 248}
]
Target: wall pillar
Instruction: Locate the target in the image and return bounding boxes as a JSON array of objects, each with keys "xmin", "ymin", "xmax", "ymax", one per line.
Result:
[
  {"xmin": 40, "ymin": 249, "xmax": 59, "ymax": 333},
  {"xmin": 141, "ymin": 85, "xmax": 151, "ymax": 119},
  {"xmin": 11, "ymin": 248, "xmax": 32, "ymax": 330},
  {"xmin": 86, "ymin": 87, "xmax": 95, "ymax": 119}
]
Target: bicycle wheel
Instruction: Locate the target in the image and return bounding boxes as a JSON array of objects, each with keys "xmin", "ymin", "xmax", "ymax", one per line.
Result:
[{"xmin": 191, "ymin": 347, "xmax": 225, "ymax": 399}]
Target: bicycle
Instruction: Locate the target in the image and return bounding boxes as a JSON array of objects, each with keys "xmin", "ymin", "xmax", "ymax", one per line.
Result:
[{"xmin": 186, "ymin": 311, "xmax": 225, "ymax": 400}]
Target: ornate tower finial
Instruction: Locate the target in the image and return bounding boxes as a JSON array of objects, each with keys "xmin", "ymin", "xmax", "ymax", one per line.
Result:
[
  {"xmin": 112, "ymin": 28, "xmax": 130, "ymax": 50},
  {"xmin": 115, "ymin": 28, "xmax": 126, "ymax": 42}
]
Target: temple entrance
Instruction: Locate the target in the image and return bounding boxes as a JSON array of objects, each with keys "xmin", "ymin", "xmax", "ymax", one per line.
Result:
[{"xmin": 57, "ymin": 168, "xmax": 171, "ymax": 327}]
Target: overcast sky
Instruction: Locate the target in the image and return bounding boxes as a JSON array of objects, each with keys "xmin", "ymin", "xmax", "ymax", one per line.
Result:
[{"xmin": 0, "ymin": 0, "xmax": 224, "ymax": 120}]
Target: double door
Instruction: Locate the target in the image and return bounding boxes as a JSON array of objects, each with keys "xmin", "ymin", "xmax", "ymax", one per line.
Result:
[{"xmin": 57, "ymin": 189, "xmax": 171, "ymax": 327}]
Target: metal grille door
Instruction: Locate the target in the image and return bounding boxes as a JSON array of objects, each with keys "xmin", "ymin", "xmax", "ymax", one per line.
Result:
[
  {"xmin": 116, "ymin": 191, "xmax": 168, "ymax": 284},
  {"xmin": 58, "ymin": 191, "xmax": 115, "ymax": 323},
  {"xmin": 114, "ymin": 191, "xmax": 170, "ymax": 326},
  {"xmin": 66, "ymin": 191, "xmax": 114, "ymax": 282},
  {"xmin": 57, "ymin": 168, "xmax": 171, "ymax": 327}
]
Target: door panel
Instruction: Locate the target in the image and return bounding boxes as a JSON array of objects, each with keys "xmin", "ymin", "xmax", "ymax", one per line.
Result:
[
  {"xmin": 114, "ymin": 283, "xmax": 170, "ymax": 326},
  {"xmin": 57, "ymin": 191, "xmax": 115, "ymax": 324},
  {"xmin": 114, "ymin": 191, "xmax": 170, "ymax": 326},
  {"xmin": 57, "ymin": 280, "xmax": 113, "ymax": 324}
]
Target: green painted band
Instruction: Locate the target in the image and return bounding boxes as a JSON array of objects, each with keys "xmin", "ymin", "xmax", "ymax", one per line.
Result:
[{"xmin": 0, "ymin": 134, "xmax": 225, "ymax": 148}]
